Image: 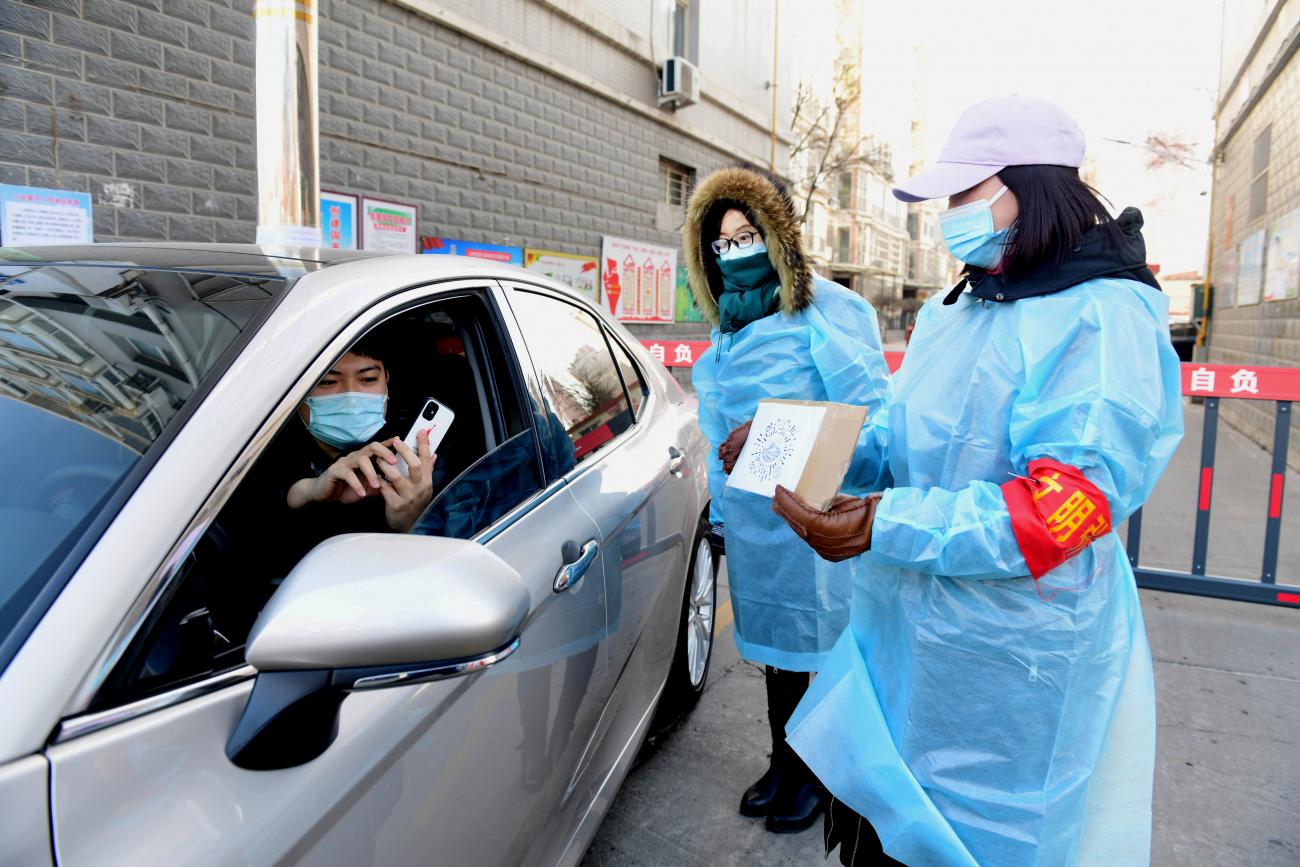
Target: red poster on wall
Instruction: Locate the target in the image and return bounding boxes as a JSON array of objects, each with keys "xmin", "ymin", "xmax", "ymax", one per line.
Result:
[{"xmin": 602, "ymin": 236, "xmax": 677, "ymax": 324}]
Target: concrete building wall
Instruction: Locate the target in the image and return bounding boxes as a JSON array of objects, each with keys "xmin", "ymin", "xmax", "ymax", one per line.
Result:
[
  {"xmin": 1, "ymin": 0, "xmax": 794, "ymax": 384},
  {"xmin": 1205, "ymin": 0, "xmax": 1300, "ymax": 465}
]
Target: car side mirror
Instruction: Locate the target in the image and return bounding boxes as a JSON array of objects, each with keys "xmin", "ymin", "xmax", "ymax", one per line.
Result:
[{"xmin": 225, "ymin": 534, "xmax": 529, "ymax": 770}]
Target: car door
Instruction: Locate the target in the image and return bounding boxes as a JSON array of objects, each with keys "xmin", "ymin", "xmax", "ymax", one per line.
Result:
[
  {"xmin": 500, "ymin": 285, "xmax": 698, "ymax": 760},
  {"xmin": 43, "ymin": 279, "xmax": 610, "ymax": 867}
]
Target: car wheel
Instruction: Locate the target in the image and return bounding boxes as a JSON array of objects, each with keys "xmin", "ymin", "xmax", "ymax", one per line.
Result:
[{"xmin": 662, "ymin": 516, "xmax": 717, "ymax": 715}]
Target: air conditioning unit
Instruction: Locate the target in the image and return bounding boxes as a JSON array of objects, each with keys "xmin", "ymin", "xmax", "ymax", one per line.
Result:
[{"xmin": 659, "ymin": 56, "xmax": 699, "ymax": 108}]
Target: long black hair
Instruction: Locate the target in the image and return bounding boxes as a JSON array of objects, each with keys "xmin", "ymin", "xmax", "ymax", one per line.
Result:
[{"xmin": 997, "ymin": 165, "xmax": 1122, "ymax": 275}]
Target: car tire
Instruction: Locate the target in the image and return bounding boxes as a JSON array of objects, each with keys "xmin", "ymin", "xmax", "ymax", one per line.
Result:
[{"xmin": 661, "ymin": 515, "xmax": 718, "ymax": 717}]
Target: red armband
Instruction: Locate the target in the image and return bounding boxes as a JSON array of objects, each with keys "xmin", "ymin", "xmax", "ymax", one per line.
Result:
[{"xmin": 1000, "ymin": 458, "xmax": 1112, "ymax": 579}]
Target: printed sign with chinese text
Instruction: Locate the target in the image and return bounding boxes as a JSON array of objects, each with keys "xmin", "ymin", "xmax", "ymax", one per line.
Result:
[
  {"xmin": 642, "ymin": 340, "xmax": 906, "ymax": 373},
  {"xmin": 320, "ymin": 191, "xmax": 357, "ymax": 250},
  {"xmin": 421, "ymin": 236, "xmax": 524, "ymax": 266},
  {"xmin": 642, "ymin": 340, "xmax": 711, "ymax": 367},
  {"xmin": 1236, "ymin": 229, "xmax": 1265, "ymax": 306},
  {"xmin": 1182, "ymin": 364, "xmax": 1300, "ymax": 401},
  {"xmin": 361, "ymin": 197, "xmax": 418, "ymax": 254},
  {"xmin": 0, "ymin": 184, "xmax": 93, "ymax": 246},
  {"xmin": 601, "ymin": 236, "xmax": 677, "ymax": 324},
  {"xmin": 524, "ymin": 248, "xmax": 597, "ymax": 300},
  {"xmin": 1264, "ymin": 209, "xmax": 1300, "ymax": 302}
]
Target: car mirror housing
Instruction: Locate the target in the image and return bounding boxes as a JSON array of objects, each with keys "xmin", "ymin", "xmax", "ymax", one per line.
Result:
[{"xmin": 226, "ymin": 534, "xmax": 530, "ymax": 770}]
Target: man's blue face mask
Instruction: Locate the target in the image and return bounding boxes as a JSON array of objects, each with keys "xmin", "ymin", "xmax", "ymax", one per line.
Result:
[
  {"xmin": 940, "ymin": 185, "xmax": 1011, "ymax": 268},
  {"xmin": 303, "ymin": 391, "xmax": 386, "ymax": 448}
]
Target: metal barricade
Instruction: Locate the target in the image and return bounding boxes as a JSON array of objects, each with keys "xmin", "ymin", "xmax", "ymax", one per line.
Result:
[
  {"xmin": 648, "ymin": 342, "xmax": 1296, "ymax": 606},
  {"xmin": 1129, "ymin": 362, "xmax": 1300, "ymax": 607}
]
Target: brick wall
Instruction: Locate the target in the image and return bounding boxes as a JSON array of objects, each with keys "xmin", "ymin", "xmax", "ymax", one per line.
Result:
[
  {"xmin": 1206, "ymin": 49, "xmax": 1300, "ymax": 467},
  {"xmin": 0, "ymin": 0, "xmax": 259, "ymax": 241},
  {"xmin": 0, "ymin": 0, "xmax": 729, "ymax": 384}
]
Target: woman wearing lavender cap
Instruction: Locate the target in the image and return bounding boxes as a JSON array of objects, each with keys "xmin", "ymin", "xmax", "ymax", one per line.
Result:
[{"xmin": 772, "ymin": 96, "xmax": 1183, "ymax": 865}]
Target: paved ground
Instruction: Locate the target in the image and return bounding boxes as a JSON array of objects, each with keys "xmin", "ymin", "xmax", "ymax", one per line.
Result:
[{"xmin": 582, "ymin": 400, "xmax": 1300, "ymax": 866}]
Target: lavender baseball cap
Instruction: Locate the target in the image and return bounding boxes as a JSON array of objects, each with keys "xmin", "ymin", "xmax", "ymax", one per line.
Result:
[{"xmin": 893, "ymin": 96, "xmax": 1085, "ymax": 203}]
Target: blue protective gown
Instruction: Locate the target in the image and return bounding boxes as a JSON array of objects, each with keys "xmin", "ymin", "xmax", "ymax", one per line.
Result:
[
  {"xmin": 693, "ymin": 276, "xmax": 891, "ymax": 671},
  {"xmin": 788, "ymin": 277, "xmax": 1183, "ymax": 866}
]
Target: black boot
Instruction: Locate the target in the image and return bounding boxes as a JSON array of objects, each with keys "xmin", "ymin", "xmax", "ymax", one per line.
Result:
[
  {"xmin": 764, "ymin": 668, "xmax": 828, "ymax": 834},
  {"xmin": 739, "ymin": 666, "xmax": 788, "ymax": 817},
  {"xmin": 764, "ymin": 744, "xmax": 828, "ymax": 833}
]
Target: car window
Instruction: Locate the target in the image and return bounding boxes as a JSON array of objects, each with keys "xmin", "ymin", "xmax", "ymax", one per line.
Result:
[
  {"xmin": 411, "ymin": 429, "xmax": 542, "ymax": 539},
  {"xmin": 411, "ymin": 296, "xmax": 547, "ymax": 539},
  {"xmin": 507, "ymin": 289, "xmax": 634, "ymax": 469},
  {"xmin": 94, "ymin": 290, "xmax": 545, "ymax": 709},
  {"xmin": 607, "ymin": 333, "xmax": 647, "ymax": 421},
  {"xmin": 0, "ymin": 264, "xmax": 283, "ymax": 665}
]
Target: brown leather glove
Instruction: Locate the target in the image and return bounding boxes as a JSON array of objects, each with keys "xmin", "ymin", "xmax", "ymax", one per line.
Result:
[
  {"xmin": 772, "ymin": 485, "xmax": 882, "ymax": 562},
  {"xmin": 717, "ymin": 420, "xmax": 752, "ymax": 475}
]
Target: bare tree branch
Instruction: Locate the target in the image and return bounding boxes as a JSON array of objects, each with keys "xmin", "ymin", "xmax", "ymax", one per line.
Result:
[
  {"xmin": 790, "ymin": 61, "xmax": 865, "ymax": 224},
  {"xmin": 790, "ymin": 104, "xmax": 832, "ymax": 160},
  {"xmin": 1143, "ymin": 132, "xmax": 1198, "ymax": 170}
]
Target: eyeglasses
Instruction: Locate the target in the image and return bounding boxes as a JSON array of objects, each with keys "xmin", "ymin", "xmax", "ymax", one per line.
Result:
[{"xmin": 711, "ymin": 231, "xmax": 759, "ymax": 256}]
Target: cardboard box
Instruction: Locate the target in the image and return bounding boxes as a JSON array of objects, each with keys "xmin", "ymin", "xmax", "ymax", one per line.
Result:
[{"xmin": 724, "ymin": 399, "xmax": 869, "ymax": 510}]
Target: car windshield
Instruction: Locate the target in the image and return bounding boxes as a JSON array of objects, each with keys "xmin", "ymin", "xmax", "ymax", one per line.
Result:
[{"xmin": 0, "ymin": 261, "xmax": 293, "ymax": 654}]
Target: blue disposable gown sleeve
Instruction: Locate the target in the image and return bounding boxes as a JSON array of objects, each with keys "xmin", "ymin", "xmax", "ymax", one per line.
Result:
[
  {"xmin": 807, "ymin": 286, "xmax": 893, "ymax": 493},
  {"xmin": 871, "ymin": 285, "xmax": 1182, "ymax": 580},
  {"xmin": 692, "ymin": 337, "xmax": 729, "ymax": 527}
]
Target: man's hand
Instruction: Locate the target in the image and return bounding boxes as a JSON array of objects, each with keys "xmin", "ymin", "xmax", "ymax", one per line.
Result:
[
  {"xmin": 289, "ymin": 441, "xmax": 404, "ymax": 509},
  {"xmin": 718, "ymin": 420, "xmax": 752, "ymax": 475},
  {"xmin": 375, "ymin": 432, "xmax": 437, "ymax": 532},
  {"xmin": 771, "ymin": 486, "xmax": 882, "ymax": 562}
]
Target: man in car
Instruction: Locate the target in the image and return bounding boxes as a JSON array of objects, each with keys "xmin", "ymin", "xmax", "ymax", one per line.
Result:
[
  {"xmin": 229, "ymin": 340, "xmax": 435, "ymax": 575},
  {"xmin": 199, "ymin": 339, "xmax": 436, "ymax": 645},
  {"xmin": 285, "ymin": 339, "xmax": 436, "ymax": 534}
]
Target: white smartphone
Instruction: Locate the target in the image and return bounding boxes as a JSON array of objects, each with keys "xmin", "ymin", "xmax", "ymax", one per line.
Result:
[{"xmin": 395, "ymin": 396, "xmax": 454, "ymax": 476}]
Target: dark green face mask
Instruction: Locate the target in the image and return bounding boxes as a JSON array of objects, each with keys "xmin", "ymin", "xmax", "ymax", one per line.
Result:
[{"xmin": 716, "ymin": 249, "xmax": 781, "ymax": 334}]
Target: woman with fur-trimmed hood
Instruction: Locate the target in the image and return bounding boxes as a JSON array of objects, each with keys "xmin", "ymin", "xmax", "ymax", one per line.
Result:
[{"xmin": 685, "ymin": 166, "xmax": 891, "ymax": 834}]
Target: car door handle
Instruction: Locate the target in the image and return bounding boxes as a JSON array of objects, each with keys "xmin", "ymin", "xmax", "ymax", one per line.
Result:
[
  {"xmin": 554, "ymin": 539, "xmax": 599, "ymax": 593},
  {"xmin": 668, "ymin": 446, "xmax": 685, "ymax": 476}
]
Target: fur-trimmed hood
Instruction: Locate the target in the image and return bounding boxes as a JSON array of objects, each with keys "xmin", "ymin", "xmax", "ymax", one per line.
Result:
[{"xmin": 683, "ymin": 167, "xmax": 814, "ymax": 326}]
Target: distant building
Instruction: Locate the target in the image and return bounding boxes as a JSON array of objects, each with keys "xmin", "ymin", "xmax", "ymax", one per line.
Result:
[
  {"xmin": 814, "ymin": 141, "xmax": 910, "ymax": 329},
  {"xmin": 788, "ymin": 4, "xmax": 943, "ymax": 342},
  {"xmin": 899, "ymin": 43, "xmax": 959, "ymax": 312},
  {"xmin": 1204, "ymin": 0, "xmax": 1300, "ymax": 463},
  {"xmin": 905, "ymin": 200, "xmax": 956, "ymax": 303}
]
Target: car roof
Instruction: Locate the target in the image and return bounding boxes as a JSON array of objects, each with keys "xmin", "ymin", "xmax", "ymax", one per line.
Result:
[
  {"xmin": 0, "ymin": 242, "xmax": 608, "ymax": 307},
  {"xmin": 0, "ymin": 242, "xmax": 382, "ymax": 272},
  {"xmin": 0, "ymin": 242, "xmax": 584, "ymax": 283}
]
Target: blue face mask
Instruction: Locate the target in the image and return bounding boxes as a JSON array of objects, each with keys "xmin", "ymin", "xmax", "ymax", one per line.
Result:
[
  {"xmin": 303, "ymin": 392, "xmax": 386, "ymax": 448},
  {"xmin": 940, "ymin": 185, "xmax": 1011, "ymax": 268}
]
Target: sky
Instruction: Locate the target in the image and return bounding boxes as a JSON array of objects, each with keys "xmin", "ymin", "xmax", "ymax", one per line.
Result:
[{"xmin": 787, "ymin": 0, "xmax": 1226, "ymax": 275}]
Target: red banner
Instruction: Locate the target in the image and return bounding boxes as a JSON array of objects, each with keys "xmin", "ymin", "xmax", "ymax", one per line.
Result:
[
  {"xmin": 1180, "ymin": 363, "xmax": 1300, "ymax": 401},
  {"xmin": 644, "ymin": 343, "xmax": 1300, "ymax": 402},
  {"xmin": 642, "ymin": 340, "xmax": 712, "ymax": 367},
  {"xmin": 644, "ymin": 340, "xmax": 906, "ymax": 372}
]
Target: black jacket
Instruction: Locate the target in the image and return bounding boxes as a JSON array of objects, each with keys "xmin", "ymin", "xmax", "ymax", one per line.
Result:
[{"xmin": 946, "ymin": 207, "xmax": 1161, "ymax": 305}]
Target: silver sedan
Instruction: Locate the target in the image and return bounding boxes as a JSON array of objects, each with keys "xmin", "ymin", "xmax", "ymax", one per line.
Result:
[{"xmin": 0, "ymin": 245, "xmax": 718, "ymax": 866}]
